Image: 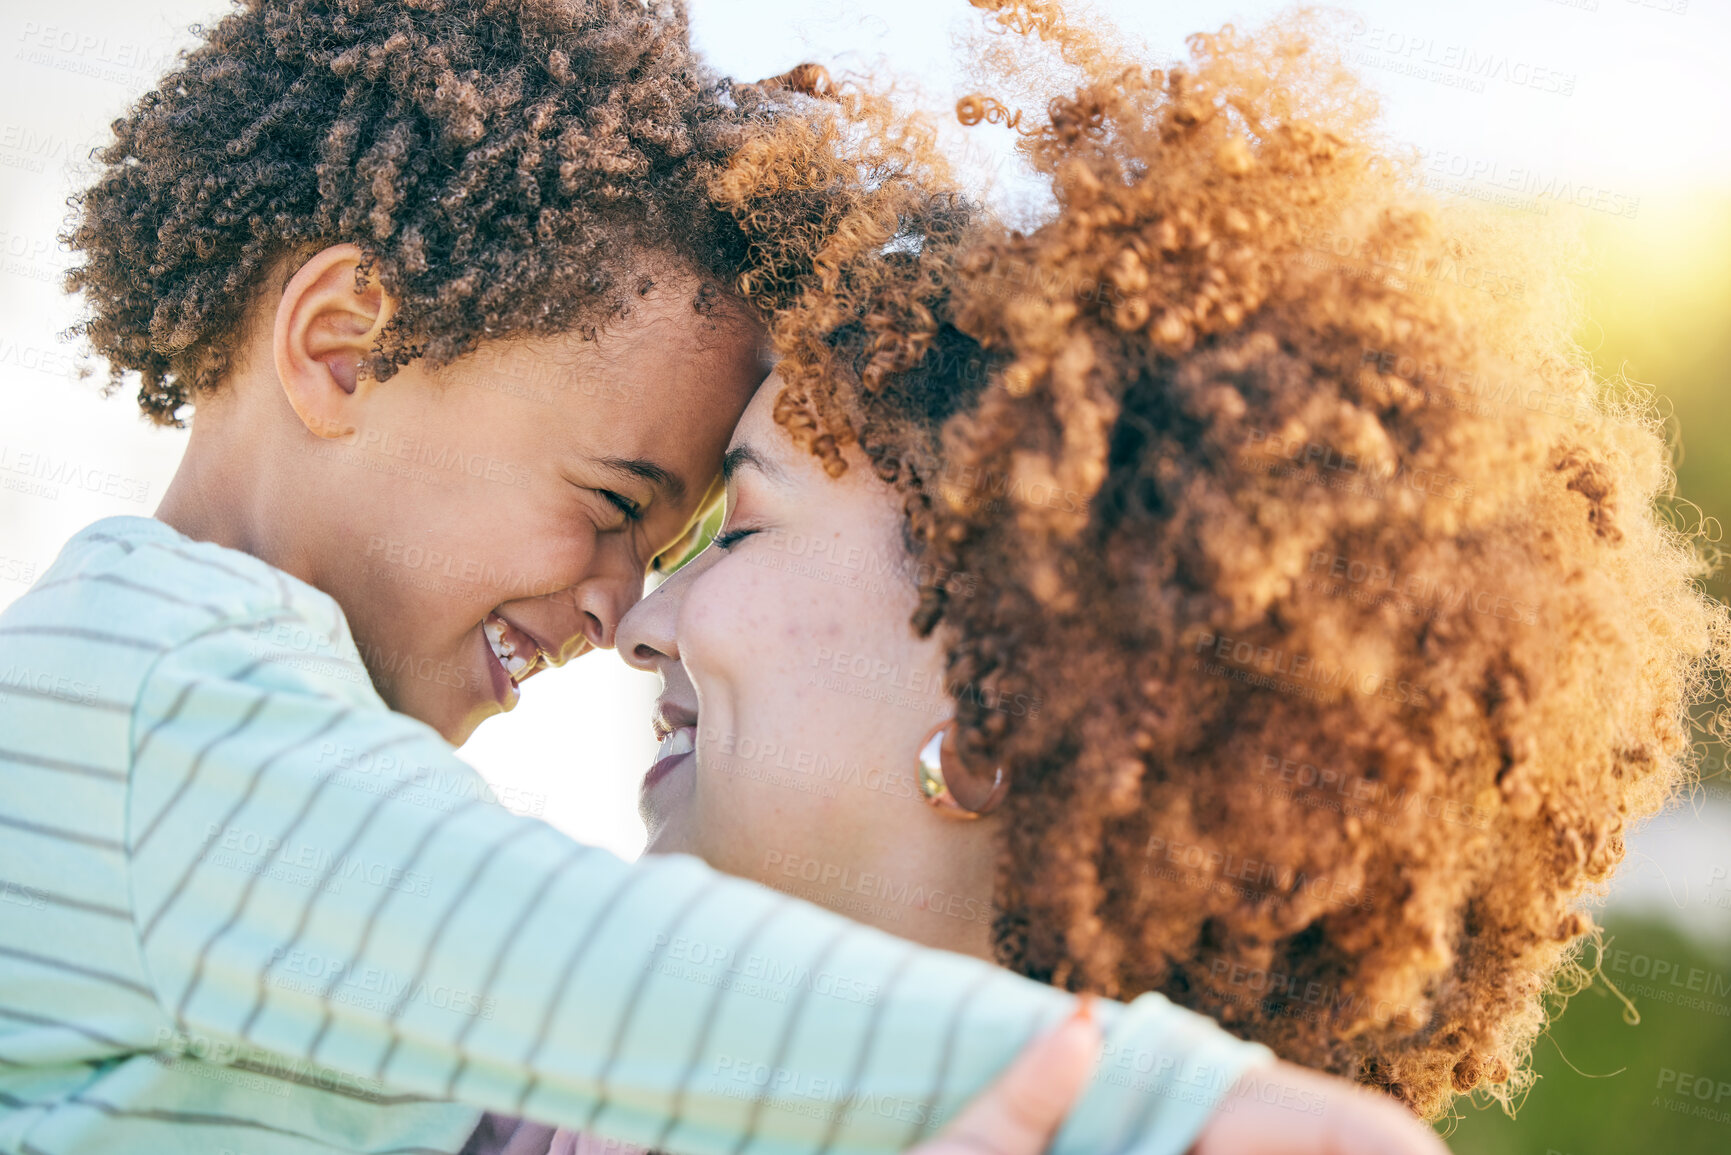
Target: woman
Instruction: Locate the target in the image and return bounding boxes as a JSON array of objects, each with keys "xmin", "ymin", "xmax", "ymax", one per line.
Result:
[{"xmin": 617, "ymin": 0, "xmax": 1725, "ymax": 1131}]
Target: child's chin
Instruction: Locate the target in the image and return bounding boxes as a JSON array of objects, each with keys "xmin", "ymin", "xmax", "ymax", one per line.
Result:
[
  {"xmin": 446, "ymin": 695, "xmax": 510, "ymax": 748},
  {"xmin": 382, "ymin": 677, "xmax": 500, "ymax": 748}
]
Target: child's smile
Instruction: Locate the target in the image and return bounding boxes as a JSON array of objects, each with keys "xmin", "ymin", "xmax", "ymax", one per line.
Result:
[{"xmin": 482, "ymin": 610, "xmax": 554, "ymax": 709}]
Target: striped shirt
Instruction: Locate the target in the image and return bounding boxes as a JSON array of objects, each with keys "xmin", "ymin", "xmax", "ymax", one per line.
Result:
[{"xmin": 0, "ymin": 517, "xmax": 1270, "ymax": 1155}]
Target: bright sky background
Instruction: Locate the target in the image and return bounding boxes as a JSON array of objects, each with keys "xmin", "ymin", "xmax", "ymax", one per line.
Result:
[{"xmin": 3, "ymin": 0, "xmax": 1728, "ymax": 928}]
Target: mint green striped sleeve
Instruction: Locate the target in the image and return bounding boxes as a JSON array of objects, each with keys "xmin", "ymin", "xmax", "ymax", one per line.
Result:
[{"xmin": 127, "ymin": 609, "xmax": 1273, "ymax": 1155}]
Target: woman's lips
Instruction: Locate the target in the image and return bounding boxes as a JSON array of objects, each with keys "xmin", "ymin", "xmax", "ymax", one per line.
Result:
[{"xmin": 643, "ymin": 724, "xmax": 696, "ymax": 793}]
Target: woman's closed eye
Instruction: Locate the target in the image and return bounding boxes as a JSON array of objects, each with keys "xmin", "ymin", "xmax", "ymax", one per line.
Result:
[{"xmin": 710, "ymin": 526, "xmax": 758, "ymax": 550}]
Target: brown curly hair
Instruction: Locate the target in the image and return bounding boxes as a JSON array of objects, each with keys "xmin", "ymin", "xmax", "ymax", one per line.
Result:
[
  {"xmin": 62, "ymin": 0, "xmax": 796, "ymax": 425},
  {"xmin": 711, "ymin": 2, "xmax": 1731, "ymax": 1123}
]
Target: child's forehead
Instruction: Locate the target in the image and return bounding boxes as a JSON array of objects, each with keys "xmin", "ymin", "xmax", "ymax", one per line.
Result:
[{"xmin": 422, "ymin": 295, "xmax": 767, "ymax": 466}]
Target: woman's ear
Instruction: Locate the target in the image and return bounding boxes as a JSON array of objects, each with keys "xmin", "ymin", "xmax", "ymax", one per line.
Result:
[{"xmin": 272, "ymin": 243, "xmax": 396, "ymax": 439}]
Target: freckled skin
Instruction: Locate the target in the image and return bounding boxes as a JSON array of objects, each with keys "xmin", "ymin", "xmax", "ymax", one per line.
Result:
[{"xmin": 618, "ymin": 373, "xmax": 1001, "ymax": 960}]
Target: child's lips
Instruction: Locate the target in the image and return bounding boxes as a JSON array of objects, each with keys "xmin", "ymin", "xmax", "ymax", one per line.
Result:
[{"xmin": 483, "ymin": 611, "xmax": 550, "ymax": 696}]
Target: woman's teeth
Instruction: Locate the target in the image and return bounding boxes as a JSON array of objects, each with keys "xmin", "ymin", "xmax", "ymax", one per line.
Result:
[
  {"xmin": 655, "ymin": 726, "xmax": 696, "ymax": 764},
  {"xmin": 485, "ymin": 617, "xmax": 534, "ymax": 683}
]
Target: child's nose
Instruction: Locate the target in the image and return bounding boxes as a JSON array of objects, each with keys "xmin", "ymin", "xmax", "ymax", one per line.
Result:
[{"xmin": 531, "ymin": 581, "xmax": 631, "ymax": 660}]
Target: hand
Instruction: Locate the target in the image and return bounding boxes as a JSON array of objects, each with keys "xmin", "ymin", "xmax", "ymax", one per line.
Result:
[
  {"xmin": 1189, "ymin": 1061, "xmax": 1449, "ymax": 1155},
  {"xmin": 909, "ymin": 1000, "xmax": 1103, "ymax": 1155}
]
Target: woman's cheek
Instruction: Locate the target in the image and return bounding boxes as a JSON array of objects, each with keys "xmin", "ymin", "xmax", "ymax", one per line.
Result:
[
  {"xmin": 677, "ymin": 555, "xmax": 774, "ymax": 686},
  {"xmin": 682, "ymin": 549, "xmax": 836, "ymax": 698}
]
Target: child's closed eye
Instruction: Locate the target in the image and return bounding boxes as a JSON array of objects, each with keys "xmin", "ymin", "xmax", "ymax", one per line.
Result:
[
  {"xmin": 597, "ymin": 490, "xmax": 644, "ymax": 523},
  {"xmin": 578, "ymin": 488, "xmax": 645, "ymax": 534}
]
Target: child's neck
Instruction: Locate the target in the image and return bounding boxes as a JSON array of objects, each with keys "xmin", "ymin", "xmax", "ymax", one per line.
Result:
[{"xmin": 156, "ymin": 395, "xmax": 309, "ymax": 584}]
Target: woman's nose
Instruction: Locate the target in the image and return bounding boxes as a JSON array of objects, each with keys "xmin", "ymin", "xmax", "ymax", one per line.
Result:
[
  {"xmin": 617, "ymin": 573, "xmax": 681, "ymax": 672},
  {"xmin": 617, "ymin": 546, "xmax": 717, "ymax": 671}
]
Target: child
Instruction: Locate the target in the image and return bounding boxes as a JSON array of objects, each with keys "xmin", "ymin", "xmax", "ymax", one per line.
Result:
[{"xmin": 0, "ymin": 3, "xmax": 1428, "ymax": 1155}]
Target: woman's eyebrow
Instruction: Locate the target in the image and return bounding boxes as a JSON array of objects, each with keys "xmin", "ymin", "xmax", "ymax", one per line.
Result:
[{"xmin": 721, "ymin": 443, "xmax": 788, "ymax": 485}]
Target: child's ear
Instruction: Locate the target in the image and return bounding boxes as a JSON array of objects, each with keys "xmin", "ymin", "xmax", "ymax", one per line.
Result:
[{"xmin": 272, "ymin": 243, "xmax": 396, "ymax": 439}]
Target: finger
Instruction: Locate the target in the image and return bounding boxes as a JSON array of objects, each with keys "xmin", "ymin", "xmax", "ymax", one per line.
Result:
[
  {"xmin": 1189, "ymin": 1061, "xmax": 1449, "ymax": 1155},
  {"xmin": 916, "ymin": 998, "xmax": 1103, "ymax": 1155}
]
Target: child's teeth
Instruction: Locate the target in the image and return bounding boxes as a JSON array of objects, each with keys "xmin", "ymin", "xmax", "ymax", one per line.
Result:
[{"xmin": 485, "ymin": 616, "xmax": 518, "ymax": 678}]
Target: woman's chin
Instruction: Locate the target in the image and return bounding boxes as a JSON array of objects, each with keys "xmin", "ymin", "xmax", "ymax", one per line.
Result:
[{"xmin": 638, "ymin": 764, "xmax": 697, "ymax": 857}]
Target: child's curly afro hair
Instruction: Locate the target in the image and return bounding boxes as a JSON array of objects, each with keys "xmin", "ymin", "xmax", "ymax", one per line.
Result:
[
  {"xmin": 713, "ymin": 0, "xmax": 1731, "ymax": 1122},
  {"xmin": 63, "ymin": 0, "xmax": 783, "ymax": 425}
]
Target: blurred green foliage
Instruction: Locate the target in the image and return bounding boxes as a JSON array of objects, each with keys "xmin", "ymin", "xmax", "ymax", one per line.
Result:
[{"xmin": 1441, "ymin": 917, "xmax": 1731, "ymax": 1154}]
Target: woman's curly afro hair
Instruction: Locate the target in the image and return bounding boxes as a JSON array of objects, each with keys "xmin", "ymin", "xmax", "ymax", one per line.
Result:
[
  {"xmin": 713, "ymin": 0, "xmax": 1731, "ymax": 1123},
  {"xmin": 64, "ymin": 0, "xmax": 791, "ymax": 425}
]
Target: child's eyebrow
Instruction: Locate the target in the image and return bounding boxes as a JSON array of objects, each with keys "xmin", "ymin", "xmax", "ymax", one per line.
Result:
[{"xmin": 597, "ymin": 456, "xmax": 687, "ymax": 504}]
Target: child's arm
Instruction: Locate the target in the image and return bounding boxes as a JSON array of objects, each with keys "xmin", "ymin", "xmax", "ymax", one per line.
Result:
[{"xmin": 128, "ymin": 611, "xmax": 1273, "ymax": 1155}]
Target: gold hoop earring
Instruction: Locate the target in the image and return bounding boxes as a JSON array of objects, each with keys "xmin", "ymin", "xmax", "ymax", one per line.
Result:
[{"xmin": 917, "ymin": 723, "xmax": 1008, "ymax": 818}]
